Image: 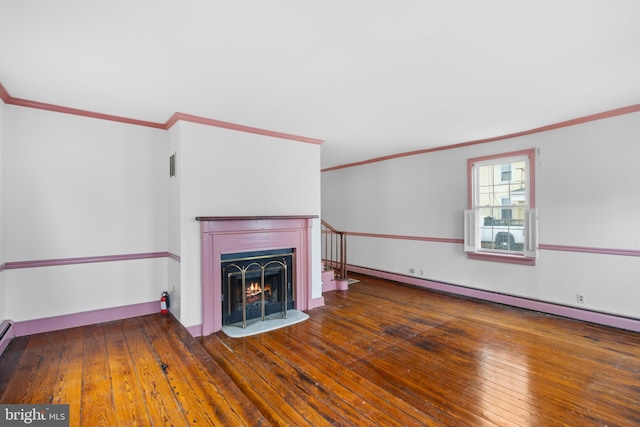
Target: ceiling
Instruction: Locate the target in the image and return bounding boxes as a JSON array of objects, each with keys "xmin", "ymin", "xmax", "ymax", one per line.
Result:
[{"xmin": 1, "ymin": 1, "xmax": 639, "ymax": 169}]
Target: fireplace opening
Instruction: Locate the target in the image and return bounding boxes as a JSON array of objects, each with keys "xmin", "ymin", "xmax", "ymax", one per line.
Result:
[{"xmin": 221, "ymin": 249, "xmax": 295, "ymax": 328}]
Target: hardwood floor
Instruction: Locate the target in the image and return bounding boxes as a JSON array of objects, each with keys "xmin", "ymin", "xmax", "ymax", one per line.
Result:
[{"xmin": 1, "ymin": 273, "xmax": 640, "ymax": 426}]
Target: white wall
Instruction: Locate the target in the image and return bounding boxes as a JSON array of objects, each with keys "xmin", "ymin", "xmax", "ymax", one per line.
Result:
[
  {"xmin": 174, "ymin": 122, "xmax": 322, "ymax": 328},
  {"xmin": 322, "ymin": 112, "xmax": 640, "ymax": 320},
  {"xmin": 0, "ymin": 104, "xmax": 322, "ymax": 329},
  {"xmin": 3, "ymin": 106, "xmax": 168, "ymax": 321}
]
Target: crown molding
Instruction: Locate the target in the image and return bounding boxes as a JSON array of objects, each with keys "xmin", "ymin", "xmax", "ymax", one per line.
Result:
[
  {"xmin": 322, "ymin": 103, "xmax": 640, "ymax": 172},
  {"xmin": 0, "ymin": 81, "xmax": 323, "ymax": 144},
  {"xmin": 0, "ymin": 82, "xmax": 10, "ymax": 103},
  {"xmin": 166, "ymin": 112, "xmax": 323, "ymax": 145},
  {"xmin": 6, "ymin": 96, "xmax": 166, "ymax": 129}
]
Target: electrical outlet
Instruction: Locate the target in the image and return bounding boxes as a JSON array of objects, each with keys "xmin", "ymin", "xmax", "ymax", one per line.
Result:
[
  {"xmin": 409, "ymin": 268, "xmax": 416, "ymax": 274},
  {"xmin": 577, "ymin": 293, "xmax": 586, "ymax": 304}
]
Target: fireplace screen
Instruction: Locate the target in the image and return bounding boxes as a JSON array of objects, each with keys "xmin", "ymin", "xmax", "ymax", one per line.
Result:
[{"xmin": 221, "ymin": 249, "xmax": 295, "ymax": 328}]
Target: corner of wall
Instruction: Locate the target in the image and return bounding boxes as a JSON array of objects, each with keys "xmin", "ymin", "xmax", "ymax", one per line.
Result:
[
  {"xmin": 0, "ymin": 101, "xmax": 6, "ymax": 322},
  {"xmin": 167, "ymin": 122, "xmax": 182, "ymax": 323}
]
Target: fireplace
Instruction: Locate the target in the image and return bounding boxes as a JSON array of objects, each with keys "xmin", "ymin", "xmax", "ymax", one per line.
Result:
[
  {"xmin": 221, "ymin": 249, "xmax": 295, "ymax": 327},
  {"xmin": 198, "ymin": 215, "xmax": 319, "ymax": 335}
]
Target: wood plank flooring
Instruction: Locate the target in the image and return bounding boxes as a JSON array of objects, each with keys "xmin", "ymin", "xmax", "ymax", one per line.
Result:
[
  {"xmin": 0, "ymin": 314, "xmax": 268, "ymax": 426},
  {"xmin": 1, "ymin": 273, "xmax": 640, "ymax": 426}
]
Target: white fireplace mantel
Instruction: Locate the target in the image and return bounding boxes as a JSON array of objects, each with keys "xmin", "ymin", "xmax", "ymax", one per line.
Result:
[{"xmin": 198, "ymin": 216, "xmax": 318, "ymax": 335}]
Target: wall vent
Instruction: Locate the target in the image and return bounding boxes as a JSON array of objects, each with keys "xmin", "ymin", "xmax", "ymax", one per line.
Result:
[{"xmin": 169, "ymin": 153, "xmax": 176, "ymax": 177}]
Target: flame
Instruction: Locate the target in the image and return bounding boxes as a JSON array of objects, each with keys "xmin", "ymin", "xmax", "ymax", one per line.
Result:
[{"xmin": 245, "ymin": 282, "xmax": 272, "ymax": 302}]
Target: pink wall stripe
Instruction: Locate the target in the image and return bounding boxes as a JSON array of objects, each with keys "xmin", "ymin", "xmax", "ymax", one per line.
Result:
[
  {"xmin": 539, "ymin": 244, "xmax": 640, "ymax": 257},
  {"xmin": 1, "ymin": 245, "xmax": 633, "ymax": 272},
  {"xmin": 12, "ymin": 301, "xmax": 159, "ymax": 337},
  {"xmin": 346, "ymin": 231, "xmax": 639, "ymax": 258},
  {"xmin": 349, "ymin": 264, "xmax": 640, "ymax": 332},
  {"xmin": 4, "ymin": 251, "xmax": 170, "ymax": 270},
  {"xmin": 322, "ymin": 104, "xmax": 640, "ymax": 172},
  {"xmin": 347, "ymin": 231, "xmax": 463, "ymax": 244}
]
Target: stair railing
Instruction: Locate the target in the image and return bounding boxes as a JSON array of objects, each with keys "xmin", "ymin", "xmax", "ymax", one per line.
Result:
[{"xmin": 321, "ymin": 220, "xmax": 348, "ymax": 280}]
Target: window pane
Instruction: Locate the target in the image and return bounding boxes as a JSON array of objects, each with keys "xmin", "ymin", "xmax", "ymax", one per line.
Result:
[
  {"xmin": 478, "ymin": 207, "xmax": 497, "ymax": 249},
  {"xmin": 477, "ymin": 160, "xmax": 527, "ymax": 207},
  {"xmin": 494, "ymin": 207, "xmax": 525, "ymax": 251},
  {"xmin": 475, "ymin": 159, "xmax": 528, "ymax": 253},
  {"xmin": 501, "ymin": 167, "xmax": 512, "ymax": 181}
]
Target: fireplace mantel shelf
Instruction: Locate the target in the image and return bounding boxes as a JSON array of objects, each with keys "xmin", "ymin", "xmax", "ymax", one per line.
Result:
[{"xmin": 196, "ymin": 215, "xmax": 318, "ymax": 221}]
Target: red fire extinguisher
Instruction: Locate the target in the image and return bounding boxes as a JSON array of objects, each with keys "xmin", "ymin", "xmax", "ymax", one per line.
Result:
[{"xmin": 160, "ymin": 291, "xmax": 170, "ymax": 314}]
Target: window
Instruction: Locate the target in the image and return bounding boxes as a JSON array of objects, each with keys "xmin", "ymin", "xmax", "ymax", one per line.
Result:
[{"xmin": 464, "ymin": 149, "xmax": 538, "ymax": 263}]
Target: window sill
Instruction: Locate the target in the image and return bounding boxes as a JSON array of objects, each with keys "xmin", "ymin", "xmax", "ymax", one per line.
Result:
[{"xmin": 467, "ymin": 252, "xmax": 536, "ymax": 266}]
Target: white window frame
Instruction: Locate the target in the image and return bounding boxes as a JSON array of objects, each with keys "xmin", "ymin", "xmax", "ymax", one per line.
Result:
[{"xmin": 464, "ymin": 149, "xmax": 538, "ymax": 265}]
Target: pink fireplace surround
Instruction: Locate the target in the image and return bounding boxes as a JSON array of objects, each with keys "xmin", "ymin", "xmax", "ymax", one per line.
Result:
[{"xmin": 198, "ymin": 216, "xmax": 317, "ymax": 335}]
